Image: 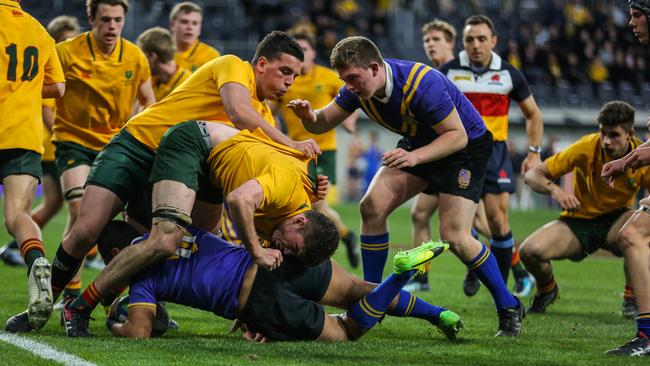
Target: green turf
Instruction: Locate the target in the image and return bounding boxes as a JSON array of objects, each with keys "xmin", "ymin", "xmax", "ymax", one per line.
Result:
[{"xmin": 0, "ymin": 203, "xmax": 645, "ymax": 365}]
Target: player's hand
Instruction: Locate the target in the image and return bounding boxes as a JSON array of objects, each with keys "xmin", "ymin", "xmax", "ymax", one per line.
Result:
[
  {"xmin": 624, "ymin": 147, "xmax": 650, "ymax": 170},
  {"xmin": 382, "ymin": 148, "xmax": 418, "ymax": 169},
  {"xmin": 292, "ymin": 139, "xmax": 321, "ymax": 159},
  {"xmin": 601, "ymin": 158, "xmax": 626, "ymax": 187},
  {"xmin": 316, "ymin": 174, "xmax": 329, "ymax": 200},
  {"xmin": 243, "ymin": 330, "xmax": 268, "ymax": 343},
  {"xmin": 253, "ymin": 247, "xmax": 283, "ymax": 271},
  {"xmin": 549, "ymin": 186, "xmax": 581, "ymax": 211},
  {"xmin": 521, "ymin": 153, "xmax": 542, "ymax": 174},
  {"xmin": 287, "ymin": 99, "xmax": 317, "ymax": 123}
]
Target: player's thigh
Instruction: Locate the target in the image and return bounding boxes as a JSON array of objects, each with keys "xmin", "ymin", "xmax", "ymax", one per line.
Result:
[
  {"xmin": 191, "ymin": 199, "xmax": 222, "ymax": 233},
  {"xmin": 437, "ymin": 193, "xmax": 477, "ymax": 237},
  {"xmin": 59, "ymin": 164, "xmax": 91, "ymax": 198},
  {"xmin": 320, "ymin": 260, "xmax": 373, "ymax": 308},
  {"xmin": 2, "ymin": 174, "xmax": 38, "ymax": 217},
  {"xmin": 520, "ymin": 220, "xmax": 581, "ymax": 261},
  {"xmin": 361, "ymin": 167, "xmax": 427, "ymax": 217},
  {"xmin": 483, "ymin": 192, "xmax": 510, "ymax": 219},
  {"xmin": 618, "ymin": 208, "xmax": 650, "ymax": 249},
  {"xmin": 605, "ymin": 209, "xmax": 634, "ymax": 250},
  {"xmin": 151, "ymin": 179, "xmax": 197, "ymax": 214}
]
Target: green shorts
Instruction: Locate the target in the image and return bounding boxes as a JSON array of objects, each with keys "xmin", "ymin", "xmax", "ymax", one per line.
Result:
[
  {"xmin": 559, "ymin": 207, "xmax": 628, "ymax": 261},
  {"xmin": 86, "ymin": 130, "xmax": 156, "ymax": 225},
  {"xmin": 149, "ymin": 121, "xmax": 223, "ymax": 204},
  {"xmin": 41, "ymin": 160, "xmax": 59, "ymax": 181},
  {"xmin": 309, "ymin": 150, "xmax": 337, "ymax": 185},
  {"xmin": 54, "ymin": 141, "xmax": 99, "ymax": 176},
  {"xmin": 0, "ymin": 149, "xmax": 41, "ymax": 183}
]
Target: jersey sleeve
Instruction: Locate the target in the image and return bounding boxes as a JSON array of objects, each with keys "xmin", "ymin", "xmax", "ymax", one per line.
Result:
[
  {"xmin": 43, "ymin": 46, "xmax": 65, "ymax": 84},
  {"xmin": 334, "ymin": 86, "xmax": 361, "ymax": 113},
  {"xmin": 128, "ymin": 269, "xmax": 157, "ymax": 306},
  {"xmin": 507, "ymin": 64, "xmax": 532, "ymax": 102},
  {"xmin": 410, "ymin": 72, "xmax": 456, "ymax": 127},
  {"xmin": 211, "ymin": 55, "xmax": 251, "ymax": 90},
  {"xmin": 544, "ymin": 141, "xmax": 585, "ymax": 180}
]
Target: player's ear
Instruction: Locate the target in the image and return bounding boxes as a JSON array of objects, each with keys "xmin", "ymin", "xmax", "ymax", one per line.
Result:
[
  {"xmin": 295, "ymin": 214, "xmax": 308, "ymax": 227},
  {"xmin": 370, "ymin": 62, "xmax": 379, "ymax": 76}
]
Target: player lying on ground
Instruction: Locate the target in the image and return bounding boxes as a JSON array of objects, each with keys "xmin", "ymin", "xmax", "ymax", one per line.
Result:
[{"xmin": 99, "ymin": 221, "xmax": 463, "ymax": 341}]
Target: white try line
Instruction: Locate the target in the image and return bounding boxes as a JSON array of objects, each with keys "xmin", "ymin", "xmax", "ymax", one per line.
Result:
[{"xmin": 0, "ymin": 332, "xmax": 96, "ymax": 366}]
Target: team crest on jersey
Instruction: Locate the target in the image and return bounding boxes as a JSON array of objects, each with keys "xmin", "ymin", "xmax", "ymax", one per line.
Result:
[
  {"xmin": 628, "ymin": 178, "xmax": 638, "ymax": 188},
  {"xmin": 488, "ymin": 73, "xmax": 503, "ymax": 86},
  {"xmin": 125, "ymin": 70, "xmax": 133, "ymax": 79},
  {"xmin": 458, "ymin": 169, "xmax": 471, "ymax": 189}
]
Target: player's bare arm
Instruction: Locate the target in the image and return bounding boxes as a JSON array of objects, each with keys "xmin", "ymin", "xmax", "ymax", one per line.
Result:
[
  {"xmin": 42, "ymin": 106, "xmax": 55, "ymax": 131},
  {"xmin": 108, "ymin": 304, "xmax": 155, "ymax": 339},
  {"xmin": 524, "ymin": 162, "xmax": 580, "ymax": 211},
  {"xmin": 137, "ymin": 78, "xmax": 156, "ymax": 109},
  {"xmin": 518, "ymin": 95, "xmax": 544, "ymax": 173},
  {"xmin": 226, "ymin": 179, "xmax": 283, "ymax": 270},
  {"xmin": 221, "ymin": 82, "xmax": 320, "ymax": 159},
  {"xmin": 383, "ymin": 108, "xmax": 467, "ymax": 169},
  {"xmin": 42, "ymin": 82, "xmax": 65, "ymax": 99},
  {"xmin": 287, "ymin": 99, "xmax": 351, "ymax": 134}
]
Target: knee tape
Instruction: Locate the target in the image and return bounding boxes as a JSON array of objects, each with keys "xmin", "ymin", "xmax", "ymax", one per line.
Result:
[{"xmin": 152, "ymin": 205, "xmax": 192, "ymax": 229}]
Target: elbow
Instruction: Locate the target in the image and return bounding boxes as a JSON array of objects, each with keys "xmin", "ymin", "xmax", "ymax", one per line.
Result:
[
  {"xmin": 523, "ymin": 169, "xmax": 536, "ymax": 187},
  {"xmin": 56, "ymin": 83, "xmax": 66, "ymax": 98}
]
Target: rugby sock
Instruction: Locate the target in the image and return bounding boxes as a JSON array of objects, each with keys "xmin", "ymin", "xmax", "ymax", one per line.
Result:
[
  {"xmin": 51, "ymin": 245, "xmax": 84, "ymax": 301},
  {"xmin": 465, "ymin": 244, "xmax": 518, "ymax": 310},
  {"xmin": 511, "ymin": 247, "xmax": 529, "ymax": 279},
  {"xmin": 536, "ymin": 275, "xmax": 557, "ymax": 294},
  {"xmin": 387, "ymin": 289, "xmax": 445, "ymax": 325},
  {"xmin": 624, "ymin": 285, "xmax": 635, "ymax": 302},
  {"xmin": 19, "ymin": 238, "xmax": 45, "ymax": 274},
  {"xmin": 86, "ymin": 245, "xmax": 99, "ymax": 258},
  {"xmin": 62, "ymin": 279, "xmax": 82, "ymax": 298},
  {"xmin": 490, "ymin": 232, "xmax": 514, "ymax": 283},
  {"xmin": 637, "ymin": 313, "xmax": 650, "ymax": 337},
  {"xmin": 71, "ymin": 282, "xmax": 102, "ymax": 310},
  {"xmin": 360, "ymin": 233, "xmax": 389, "ymax": 283},
  {"xmin": 348, "ymin": 269, "xmax": 416, "ymax": 329}
]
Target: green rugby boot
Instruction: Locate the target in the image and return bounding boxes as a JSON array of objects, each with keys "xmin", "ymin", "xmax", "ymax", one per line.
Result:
[
  {"xmin": 393, "ymin": 240, "xmax": 448, "ymax": 275},
  {"xmin": 437, "ymin": 310, "xmax": 463, "ymax": 341}
]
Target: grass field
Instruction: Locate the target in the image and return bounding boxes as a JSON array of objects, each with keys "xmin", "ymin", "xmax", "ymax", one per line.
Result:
[{"xmin": 0, "ymin": 203, "xmax": 646, "ymax": 365}]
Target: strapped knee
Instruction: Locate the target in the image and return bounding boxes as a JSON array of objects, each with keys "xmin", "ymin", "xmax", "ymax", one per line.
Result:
[
  {"xmin": 63, "ymin": 186, "xmax": 84, "ymax": 202},
  {"xmin": 152, "ymin": 205, "xmax": 192, "ymax": 230}
]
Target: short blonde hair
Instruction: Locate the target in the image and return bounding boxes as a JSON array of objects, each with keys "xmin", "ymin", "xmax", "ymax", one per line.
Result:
[
  {"xmin": 330, "ymin": 36, "xmax": 383, "ymax": 69},
  {"xmin": 47, "ymin": 15, "xmax": 80, "ymax": 43},
  {"xmin": 169, "ymin": 1, "xmax": 202, "ymax": 23},
  {"xmin": 421, "ymin": 19, "xmax": 456, "ymax": 44},
  {"xmin": 137, "ymin": 27, "xmax": 176, "ymax": 62}
]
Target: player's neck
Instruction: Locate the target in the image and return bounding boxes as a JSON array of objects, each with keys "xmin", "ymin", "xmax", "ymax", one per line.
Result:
[
  {"xmin": 177, "ymin": 39, "xmax": 197, "ymax": 53},
  {"xmin": 373, "ymin": 64, "xmax": 388, "ymax": 99},
  {"xmin": 433, "ymin": 54, "xmax": 454, "ymax": 69}
]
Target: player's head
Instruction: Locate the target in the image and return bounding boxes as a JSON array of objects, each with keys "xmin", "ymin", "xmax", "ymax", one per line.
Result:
[
  {"xmin": 330, "ymin": 36, "xmax": 384, "ymax": 100},
  {"xmin": 169, "ymin": 2, "xmax": 203, "ymax": 47},
  {"xmin": 597, "ymin": 100, "xmax": 636, "ymax": 158},
  {"xmin": 47, "ymin": 15, "xmax": 80, "ymax": 43},
  {"xmin": 290, "ymin": 31, "xmax": 317, "ymax": 75},
  {"xmin": 463, "ymin": 14, "xmax": 497, "ymax": 67},
  {"xmin": 421, "ymin": 19, "xmax": 456, "ymax": 67},
  {"xmin": 252, "ymin": 30, "xmax": 304, "ymax": 100},
  {"xmin": 272, "ymin": 210, "xmax": 339, "ymax": 266},
  {"xmin": 86, "ymin": 0, "xmax": 129, "ymax": 49},
  {"xmin": 629, "ymin": 0, "xmax": 650, "ymax": 44},
  {"xmin": 96, "ymin": 220, "xmax": 141, "ymax": 264},
  {"xmin": 137, "ymin": 27, "xmax": 176, "ymax": 75}
]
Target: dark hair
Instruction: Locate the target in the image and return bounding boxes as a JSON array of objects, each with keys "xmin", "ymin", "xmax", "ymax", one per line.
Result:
[
  {"xmin": 464, "ymin": 14, "xmax": 497, "ymax": 37},
  {"xmin": 86, "ymin": 0, "xmax": 129, "ymax": 18},
  {"xmin": 298, "ymin": 211, "xmax": 340, "ymax": 266},
  {"xmin": 97, "ymin": 220, "xmax": 141, "ymax": 264},
  {"xmin": 597, "ymin": 101, "xmax": 635, "ymax": 130},
  {"xmin": 330, "ymin": 36, "xmax": 383, "ymax": 69},
  {"xmin": 630, "ymin": 0, "xmax": 650, "ymax": 19},
  {"xmin": 252, "ymin": 30, "xmax": 304, "ymax": 65}
]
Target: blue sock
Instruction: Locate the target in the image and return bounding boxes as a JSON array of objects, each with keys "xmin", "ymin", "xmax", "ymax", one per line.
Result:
[
  {"xmin": 465, "ymin": 244, "xmax": 517, "ymax": 310},
  {"xmin": 638, "ymin": 312, "xmax": 650, "ymax": 337},
  {"xmin": 387, "ymin": 289, "xmax": 445, "ymax": 325},
  {"xmin": 471, "ymin": 227, "xmax": 479, "ymax": 240},
  {"xmin": 348, "ymin": 270, "xmax": 415, "ymax": 329},
  {"xmin": 490, "ymin": 232, "xmax": 514, "ymax": 283},
  {"xmin": 360, "ymin": 233, "xmax": 389, "ymax": 283}
]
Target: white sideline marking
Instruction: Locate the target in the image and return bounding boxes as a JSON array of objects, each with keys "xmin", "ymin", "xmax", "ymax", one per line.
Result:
[{"xmin": 0, "ymin": 332, "xmax": 96, "ymax": 366}]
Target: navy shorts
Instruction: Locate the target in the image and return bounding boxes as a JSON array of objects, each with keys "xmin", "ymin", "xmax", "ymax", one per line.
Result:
[{"xmin": 482, "ymin": 141, "xmax": 516, "ymax": 195}]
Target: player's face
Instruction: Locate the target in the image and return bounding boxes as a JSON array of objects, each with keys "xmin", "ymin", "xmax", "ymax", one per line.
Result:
[
  {"xmin": 89, "ymin": 4, "xmax": 125, "ymax": 49},
  {"xmin": 271, "ymin": 220, "xmax": 306, "ymax": 257},
  {"xmin": 463, "ymin": 23, "xmax": 496, "ymax": 67},
  {"xmin": 255, "ymin": 53, "xmax": 302, "ymax": 100},
  {"xmin": 599, "ymin": 124, "xmax": 633, "ymax": 158},
  {"xmin": 337, "ymin": 63, "xmax": 380, "ymax": 100},
  {"xmin": 629, "ymin": 8, "xmax": 649, "ymax": 44},
  {"xmin": 422, "ymin": 30, "xmax": 453, "ymax": 66},
  {"xmin": 296, "ymin": 39, "xmax": 316, "ymax": 75},
  {"xmin": 170, "ymin": 11, "xmax": 202, "ymax": 45}
]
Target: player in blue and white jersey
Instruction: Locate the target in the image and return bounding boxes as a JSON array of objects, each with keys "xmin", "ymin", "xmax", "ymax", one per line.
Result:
[{"xmin": 288, "ymin": 36, "xmax": 523, "ymax": 337}]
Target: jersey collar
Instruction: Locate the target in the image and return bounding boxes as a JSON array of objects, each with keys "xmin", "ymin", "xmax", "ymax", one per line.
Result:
[
  {"xmin": 459, "ymin": 50, "xmax": 502, "ymax": 72},
  {"xmin": 373, "ymin": 60, "xmax": 393, "ymax": 104}
]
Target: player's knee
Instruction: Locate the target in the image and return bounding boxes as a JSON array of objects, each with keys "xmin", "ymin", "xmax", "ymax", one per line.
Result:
[
  {"xmin": 617, "ymin": 225, "xmax": 643, "ymax": 253},
  {"xmin": 410, "ymin": 207, "xmax": 430, "ymax": 227},
  {"xmin": 149, "ymin": 221, "xmax": 184, "ymax": 257},
  {"xmin": 359, "ymin": 196, "xmax": 384, "ymax": 224},
  {"xmin": 518, "ymin": 240, "xmax": 538, "ymax": 262},
  {"xmin": 487, "ymin": 214, "xmax": 508, "ymax": 234}
]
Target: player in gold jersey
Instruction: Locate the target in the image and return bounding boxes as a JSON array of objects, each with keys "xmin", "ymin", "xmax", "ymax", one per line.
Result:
[
  {"xmin": 0, "ymin": 0, "xmax": 65, "ymax": 332},
  {"xmin": 136, "ymin": 27, "xmax": 190, "ymax": 101},
  {"xmin": 169, "ymin": 2, "xmax": 220, "ymax": 72},
  {"xmin": 521, "ymin": 101, "xmax": 650, "ymax": 315}
]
